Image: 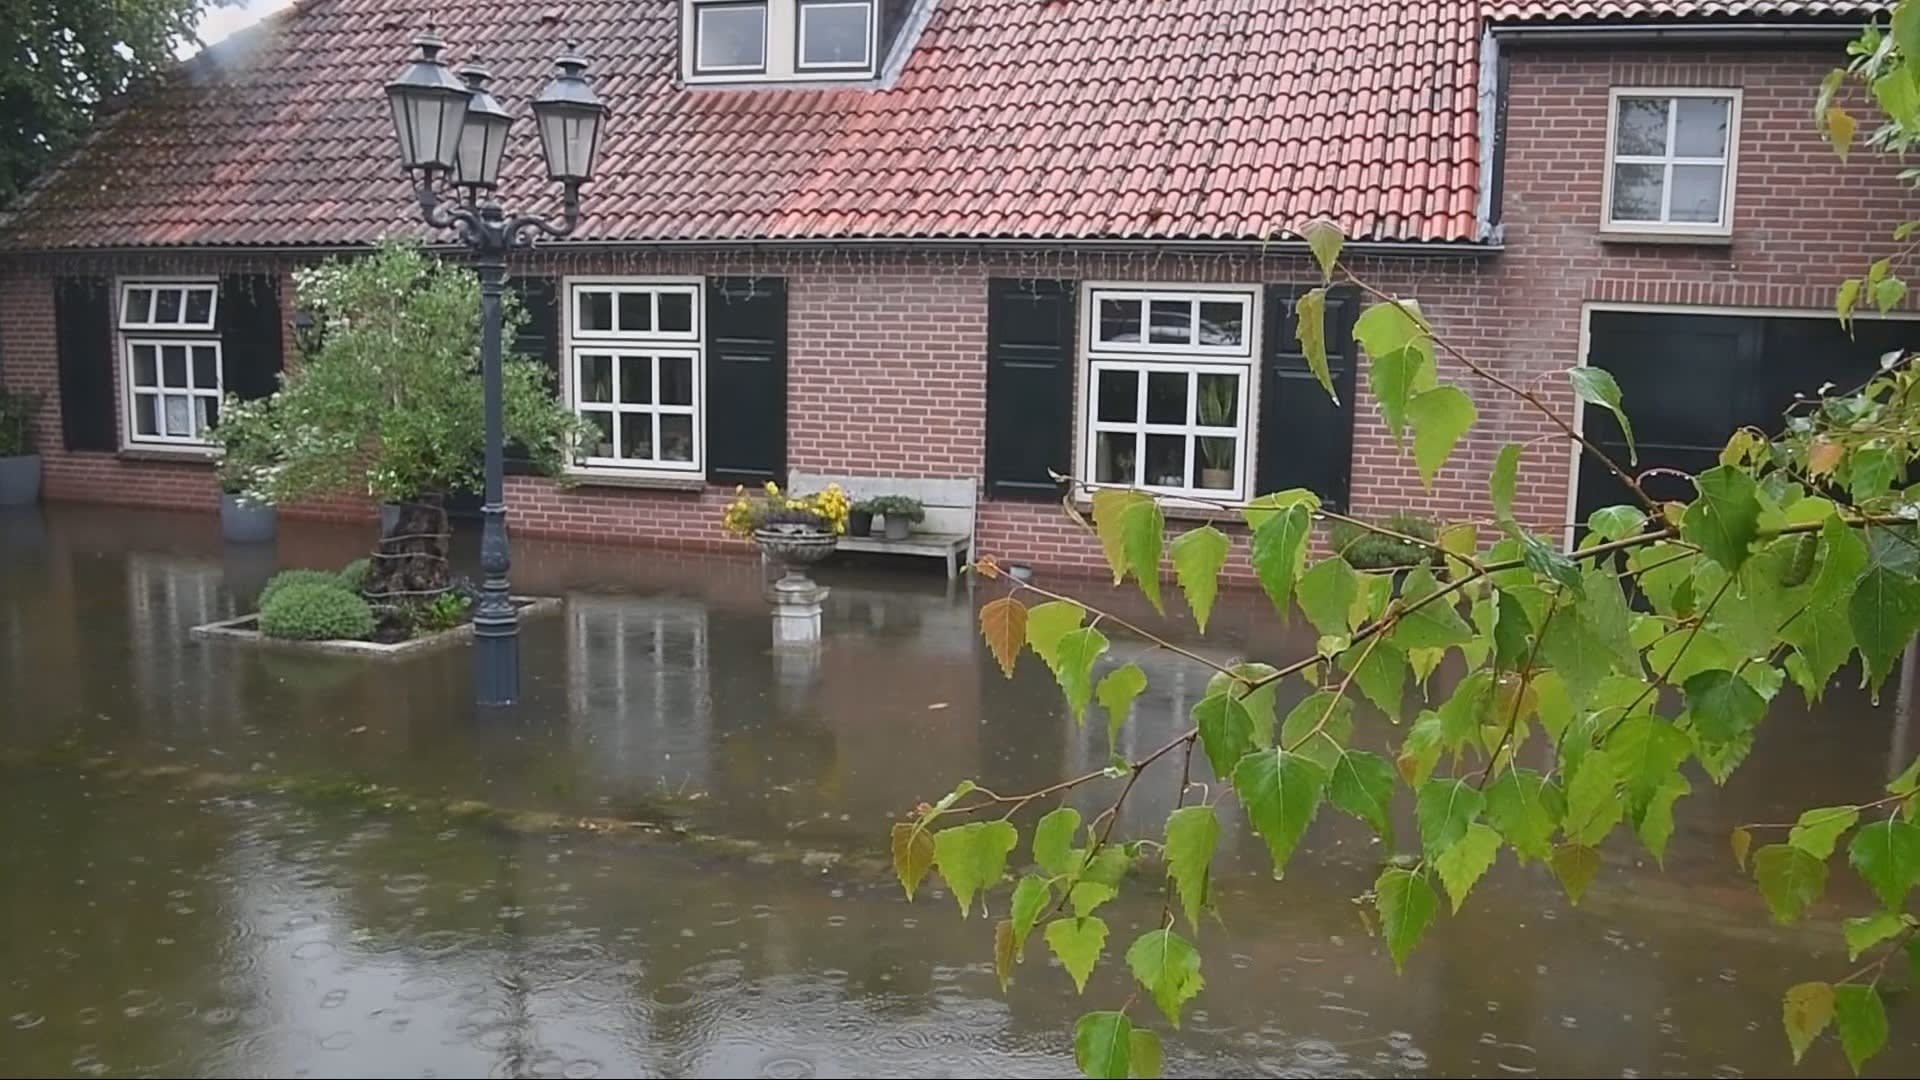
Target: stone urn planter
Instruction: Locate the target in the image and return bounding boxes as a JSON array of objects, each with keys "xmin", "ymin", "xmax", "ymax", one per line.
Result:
[
  {"xmin": 754, "ymin": 524, "xmax": 837, "ymax": 646},
  {"xmin": 220, "ymin": 492, "xmax": 277, "ymax": 543},
  {"xmin": 0, "ymin": 452, "xmax": 40, "ymax": 507}
]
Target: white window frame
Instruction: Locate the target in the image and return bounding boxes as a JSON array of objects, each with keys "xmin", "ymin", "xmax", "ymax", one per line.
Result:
[
  {"xmin": 117, "ymin": 277, "xmax": 222, "ymax": 450},
  {"xmin": 691, "ymin": 0, "xmax": 769, "ymax": 75},
  {"xmin": 1078, "ymin": 284, "xmax": 1261, "ymax": 505},
  {"xmin": 796, "ymin": 0, "xmax": 875, "ymax": 72},
  {"xmin": 682, "ymin": 0, "xmax": 878, "ymax": 84},
  {"xmin": 1601, "ymin": 87, "xmax": 1741, "ymax": 238},
  {"xmin": 563, "ymin": 277, "xmax": 706, "ymax": 477}
]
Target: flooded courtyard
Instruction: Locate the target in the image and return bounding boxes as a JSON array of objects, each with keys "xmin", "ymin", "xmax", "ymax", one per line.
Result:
[{"xmin": 1, "ymin": 503, "xmax": 1916, "ymax": 1078}]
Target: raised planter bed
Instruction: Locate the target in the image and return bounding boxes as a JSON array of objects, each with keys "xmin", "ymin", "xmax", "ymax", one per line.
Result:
[{"xmin": 191, "ymin": 596, "xmax": 562, "ymax": 660}]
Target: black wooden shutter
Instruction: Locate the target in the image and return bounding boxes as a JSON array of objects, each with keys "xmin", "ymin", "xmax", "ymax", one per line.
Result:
[
  {"xmin": 219, "ymin": 273, "xmax": 284, "ymax": 401},
  {"xmin": 1256, "ymin": 285, "xmax": 1358, "ymax": 510},
  {"xmin": 984, "ymin": 278, "xmax": 1076, "ymax": 499},
  {"xmin": 705, "ymin": 276, "xmax": 787, "ymax": 487},
  {"xmin": 505, "ymin": 277, "xmax": 562, "ymax": 476},
  {"xmin": 52, "ymin": 276, "xmax": 116, "ymax": 451}
]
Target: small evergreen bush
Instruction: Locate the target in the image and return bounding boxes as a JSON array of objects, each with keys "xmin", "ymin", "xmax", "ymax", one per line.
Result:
[
  {"xmin": 1326, "ymin": 512, "xmax": 1443, "ymax": 571},
  {"xmin": 258, "ymin": 568, "xmax": 345, "ymax": 611},
  {"xmin": 338, "ymin": 558, "xmax": 370, "ymax": 591},
  {"xmin": 258, "ymin": 580, "xmax": 376, "ymax": 641}
]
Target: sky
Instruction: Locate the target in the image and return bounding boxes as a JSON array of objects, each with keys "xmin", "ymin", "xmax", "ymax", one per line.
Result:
[{"xmin": 195, "ymin": 0, "xmax": 296, "ymax": 49}]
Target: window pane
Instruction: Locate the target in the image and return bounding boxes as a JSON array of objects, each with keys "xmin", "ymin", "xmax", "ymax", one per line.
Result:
[
  {"xmin": 184, "ymin": 288, "xmax": 214, "ymax": 326},
  {"xmin": 620, "ymin": 414, "xmax": 654, "ymax": 460},
  {"xmin": 1196, "ymin": 372, "xmax": 1238, "ymax": 427},
  {"xmin": 1096, "ymin": 368, "xmax": 1138, "ymax": 422},
  {"xmin": 164, "ymin": 395, "xmax": 192, "ymax": 437},
  {"xmin": 579, "ymin": 354, "xmax": 613, "ymax": 403},
  {"xmin": 660, "ymin": 356, "xmax": 694, "ymax": 405},
  {"xmin": 620, "ymin": 355, "xmax": 653, "ymax": 404},
  {"xmin": 198, "ymin": 396, "xmax": 218, "ymax": 433},
  {"xmin": 698, "ymin": 4, "xmax": 766, "ymax": 70},
  {"xmin": 800, "ymin": 1, "xmax": 871, "ymax": 67},
  {"xmin": 154, "ymin": 289, "xmax": 183, "ymax": 324},
  {"xmin": 1670, "ymin": 164, "xmax": 1726, "ymax": 223},
  {"xmin": 1196, "ymin": 438, "xmax": 1236, "ymax": 490},
  {"xmin": 1610, "ymin": 163, "xmax": 1665, "ymax": 222},
  {"xmin": 1146, "ymin": 370, "xmax": 1187, "ymax": 424},
  {"xmin": 1148, "ymin": 299, "xmax": 1191, "ymax": 344},
  {"xmin": 134, "ymin": 394, "xmax": 158, "ymax": 436},
  {"xmin": 1144, "ymin": 434, "xmax": 1188, "ymax": 488},
  {"xmin": 1095, "ymin": 432, "xmax": 1137, "ymax": 484},
  {"xmin": 192, "ymin": 346, "xmax": 218, "ymax": 388},
  {"xmin": 658, "ymin": 292, "xmax": 694, "ymax": 333},
  {"xmin": 618, "ymin": 292, "xmax": 652, "ymax": 333},
  {"xmin": 1197, "ymin": 301, "xmax": 1243, "ymax": 348},
  {"xmin": 162, "ymin": 345, "xmax": 189, "ymax": 387},
  {"xmin": 1674, "ymin": 97, "xmax": 1730, "ymax": 158},
  {"xmin": 132, "ymin": 344, "xmax": 158, "ymax": 387},
  {"xmin": 123, "ymin": 288, "xmax": 153, "ymax": 325},
  {"xmin": 583, "ymin": 411, "xmax": 614, "ymax": 456},
  {"xmin": 577, "ymin": 291, "xmax": 614, "ymax": 333},
  {"xmin": 1614, "ymin": 97, "xmax": 1669, "ymax": 157},
  {"xmin": 661, "ymin": 415, "xmax": 695, "ymax": 462},
  {"xmin": 1099, "ymin": 298, "xmax": 1142, "ymax": 343}
]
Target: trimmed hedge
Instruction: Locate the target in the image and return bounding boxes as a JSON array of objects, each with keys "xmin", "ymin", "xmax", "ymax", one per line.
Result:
[
  {"xmin": 257, "ymin": 568, "xmax": 345, "ymax": 611},
  {"xmin": 258, "ymin": 580, "xmax": 376, "ymax": 641},
  {"xmin": 338, "ymin": 557, "xmax": 371, "ymax": 591}
]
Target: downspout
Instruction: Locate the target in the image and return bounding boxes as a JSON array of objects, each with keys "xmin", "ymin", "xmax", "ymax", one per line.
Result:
[{"xmin": 1475, "ymin": 25, "xmax": 1506, "ymax": 244}]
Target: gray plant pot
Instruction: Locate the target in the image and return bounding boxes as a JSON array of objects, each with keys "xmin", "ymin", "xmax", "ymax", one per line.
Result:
[
  {"xmin": 0, "ymin": 453, "xmax": 40, "ymax": 506},
  {"xmin": 220, "ymin": 492, "xmax": 277, "ymax": 544},
  {"xmin": 883, "ymin": 515, "xmax": 912, "ymax": 541}
]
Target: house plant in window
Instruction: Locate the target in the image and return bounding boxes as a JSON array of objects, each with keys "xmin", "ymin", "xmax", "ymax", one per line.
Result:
[
  {"xmin": 1195, "ymin": 374, "xmax": 1236, "ymax": 490},
  {"xmin": 869, "ymin": 494, "xmax": 925, "ymax": 540},
  {"xmin": 722, "ymin": 481, "xmax": 850, "ymax": 588},
  {"xmin": 0, "ymin": 387, "xmax": 42, "ymax": 506},
  {"xmin": 207, "ymin": 393, "xmax": 279, "ymax": 543}
]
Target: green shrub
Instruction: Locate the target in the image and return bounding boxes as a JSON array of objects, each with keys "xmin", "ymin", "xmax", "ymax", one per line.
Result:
[
  {"xmin": 338, "ymin": 558, "xmax": 370, "ymax": 591},
  {"xmin": 258, "ymin": 568, "xmax": 346, "ymax": 611},
  {"xmin": 404, "ymin": 590, "xmax": 471, "ymax": 633},
  {"xmin": 1327, "ymin": 512, "xmax": 1442, "ymax": 571},
  {"xmin": 868, "ymin": 494, "xmax": 926, "ymax": 523},
  {"xmin": 258, "ymin": 580, "xmax": 376, "ymax": 641}
]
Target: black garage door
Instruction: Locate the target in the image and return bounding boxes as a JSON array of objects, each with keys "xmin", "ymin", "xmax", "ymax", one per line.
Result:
[{"xmin": 1576, "ymin": 310, "xmax": 1920, "ymax": 523}]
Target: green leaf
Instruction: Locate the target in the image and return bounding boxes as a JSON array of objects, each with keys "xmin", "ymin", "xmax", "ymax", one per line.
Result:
[
  {"xmin": 1233, "ymin": 748, "xmax": 1328, "ymax": 876},
  {"xmin": 1550, "ymin": 842, "xmax": 1601, "ymax": 904},
  {"xmin": 1125, "ymin": 929, "xmax": 1204, "ymax": 1027},
  {"xmin": 1539, "ymin": 609, "xmax": 1616, "ymax": 709},
  {"xmin": 1097, "ymin": 664, "xmax": 1149, "ymax": 752},
  {"xmin": 1850, "ymin": 445, "xmax": 1899, "ymax": 502},
  {"xmin": 1848, "ymin": 817, "xmax": 1920, "ymax": 911},
  {"xmin": 1340, "ymin": 639, "xmax": 1407, "ymax": 719},
  {"xmin": 1397, "ymin": 712, "xmax": 1445, "ymax": 788},
  {"xmin": 1850, "ymin": 563, "xmax": 1920, "ymax": 699},
  {"xmin": 1897, "ymin": 0, "xmax": 1920, "ymax": 79},
  {"xmin": 1684, "ymin": 669, "xmax": 1766, "ymax": 746},
  {"xmin": 1732, "ymin": 826, "xmax": 1753, "ymax": 871},
  {"xmin": 932, "ymin": 820, "xmax": 1019, "ymax": 916},
  {"xmin": 1788, "ymin": 805, "xmax": 1862, "ymax": 862},
  {"xmin": 1374, "ymin": 866, "xmax": 1438, "ymax": 972},
  {"xmin": 1828, "ymin": 105, "xmax": 1858, "ymax": 161},
  {"xmin": 1354, "ymin": 296, "xmax": 1432, "ymax": 361},
  {"xmin": 1369, "ymin": 345, "xmax": 1431, "ymax": 449},
  {"xmin": 1634, "ymin": 771, "xmax": 1689, "ymax": 864},
  {"xmin": 1435, "ymin": 822, "xmax": 1502, "ymax": 913},
  {"xmin": 1204, "ymin": 663, "xmax": 1281, "ymax": 747},
  {"xmin": 1587, "ymin": 504, "xmax": 1648, "ymax": 542},
  {"xmin": 1575, "ymin": 567, "xmax": 1642, "ymax": 673},
  {"xmin": 1389, "ymin": 567, "xmax": 1474, "ymax": 650},
  {"xmin": 1081, "ymin": 845, "xmax": 1131, "ymax": 889},
  {"xmin": 1034, "ymin": 807, "xmax": 1082, "ymax": 876},
  {"xmin": 1164, "ymin": 805, "xmax": 1220, "ymax": 932},
  {"xmin": 1295, "ymin": 288, "xmax": 1338, "ymax": 402},
  {"xmin": 1128, "ymin": 1028, "xmax": 1162, "ymax": 1079},
  {"xmin": 1608, "ymin": 715, "xmax": 1691, "ymax": 813},
  {"xmin": 1437, "ymin": 670, "xmax": 1493, "ymax": 752},
  {"xmin": 1304, "ymin": 219, "xmax": 1344, "ymax": 283},
  {"xmin": 1073, "ymin": 1010, "xmax": 1132, "ymax": 1079},
  {"xmin": 1194, "ymin": 693, "xmax": 1256, "ymax": 780},
  {"xmin": 1838, "ymin": 277, "xmax": 1864, "ymax": 327},
  {"xmin": 1055, "ymin": 627, "xmax": 1111, "ymax": 725},
  {"xmin": 1405, "ymin": 385, "xmax": 1475, "ymax": 488},
  {"xmin": 1563, "ymin": 747, "xmax": 1623, "ymax": 846},
  {"xmin": 1782, "ymin": 602, "xmax": 1856, "ymax": 703},
  {"xmin": 891, "ymin": 821, "xmax": 936, "ymax": 900},
  {"xmin": 1298, "ymin": 556, "xmax": 1361, "ymax": 638},
  {"xmin": 1026, "ymin": 600, "xmax": 1087, "ymax": 668},
  {"xmin": 1491, "ymin": 443, "xmax": 1521, "ymax": 523},
  {"xmin": 1484, "ymin": 768, "xmax": 1563, "ymax": 863},
  {"xmin": 1169, "ymin": 526, "xmax": 1229, "ymax": 633},
  {"xmin": 1047, "ymin": 916, "xmax": 1109, "ymax": 993},
  {"xmin": 1876, "ymin": 276, "xmax": 1909, "ymax": 315},
  {"xmin": 1328, "ymin": 749, "xmax": 1397, "ymax": 845},
  {"xmin": 1070, "ymin": 881, "xmax": 1118, "ymax": 917},
  {"xmin": 1249, "ymin": 503, "xmax": 1313, "ymax": 619},
  {"xmin": 1783, "ymin": 981, "xmax": 1835, "ymax": 1065},
  {"xmin": 1009, "ymin": 876, "xmax": 1051, "ymax": 958},
  {"xmin": 1279, "ymin": 691, "xmax": 1353, "ymax": 771},
  {"xmin": 1833, "ymin": 984, "xmax": 1888, "ymax": 1075},
  {"xmin": 1844, "ymin": 912, "xmax": 1906, "ymax": 961},
  {"xmin": 1091, "ymin": 488, "xmax": 1153, "ymax": 587},
  {"xmin": 1812, "ymin": 515, "xmax": 1870, "ymax": 612},
  {"xmin": 1124, "ymin": 498, "xmax": 1166, "ymax": 611},
  {"xmin": 1240, "ymin": 488, "xmax": 1321, "ymax": 531},
  {"xmin": 1682, "ymin": 466, "xmax": 1762, "ymax": 572},
  {"xmin": 1753, "ymin": 843, "xmax": 1828, "ymax": 924},
  {"xmin": 995, "ymin": 918, "xmax": 1017, "ymax": 990},
  {"xmin": 1518, "ymin": 529, "xmax": 1583, "ymax": 594},
  {"xmin": 1416, "ymin": 778, "xmax": 1487, "ymax": 860},
  {"xmin": 1568, "ymin": 367, "xmax": 1637, "ymax": 465},
  {"xmin": 1491, "ymin": 590, "xmax": 1532, "ymax": 673},
  {"xmin": 1891, "ymin": 754, "xmax": 1920, "ymax": 796}
]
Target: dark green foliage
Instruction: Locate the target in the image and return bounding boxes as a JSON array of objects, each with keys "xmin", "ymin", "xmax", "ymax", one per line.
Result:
[
  {"xmin": 337, "ymin": 558, "xmax": 370, "ymax": 591},
  {"xmin": 257, "ymin": 580, "xmax": 376, "ymax": 642},
  {"xmin": 404, "ymin": 590, "xmax": 471, "ymax": 633},
  {"xmin": 0, "ymin": 387, "xmax": 41, "ymax": 455},
  {"xmin": 868, "ymin": 494, "xmax": 926, "ymax": 523},
  {"xmin": 257, "ymin": 569, "xmax": 345, "ymax": 612},
  {"xmin": 1328, "ymin": 512, "xmax": 1442, "ymax": 570}
]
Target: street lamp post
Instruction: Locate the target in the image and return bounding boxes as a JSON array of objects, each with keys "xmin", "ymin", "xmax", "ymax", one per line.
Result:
[{"xmin": 385, "ymin": 29, "xmax": 607, "ymax": 706}]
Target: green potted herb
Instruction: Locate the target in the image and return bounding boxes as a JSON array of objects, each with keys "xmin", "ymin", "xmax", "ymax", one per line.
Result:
[
  {"xmin": 849, "ymin": 497, "xmax": 879, "ymax": 537},
  {"xmin": 207, "ymin": 393, "xmax": 280, "ymax": 543},
  {"xmin": 869, "ymin": 494, "xmax": 926, "ymax": 541},
  {"xmin": 0, "ymin": 387, "xmax": 44, "ymax": 506}
]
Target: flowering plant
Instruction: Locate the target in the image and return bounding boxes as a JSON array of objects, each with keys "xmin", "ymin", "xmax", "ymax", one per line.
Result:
[{"xmin": 721, "ymin": 481, "xmax": 851, "ymax": 538}]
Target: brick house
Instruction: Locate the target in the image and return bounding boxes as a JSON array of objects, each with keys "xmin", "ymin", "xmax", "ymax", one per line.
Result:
[{"xmin": 0, "ymin": 0, "xmax": 1911, "ymax": 575}]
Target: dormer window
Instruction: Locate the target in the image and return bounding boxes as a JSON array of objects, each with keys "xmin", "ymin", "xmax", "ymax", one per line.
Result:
[{"xmin": 684, "ymin": 0, "xmax": 881, "ymax": 84}]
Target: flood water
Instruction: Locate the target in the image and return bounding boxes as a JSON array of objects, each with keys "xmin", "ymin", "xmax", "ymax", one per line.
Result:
[{"xmin": 1, "ymin": 503, "xmax": 1916, "ymax": 1078}]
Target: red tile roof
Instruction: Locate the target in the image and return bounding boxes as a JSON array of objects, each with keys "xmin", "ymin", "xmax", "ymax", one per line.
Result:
[
  {"xmin": 0, "ymin": 0, "xmax": 1487, "ymax": 250},
  {"xmin": 1488, "ymin": 1, "xmax": 1888, "ymax": 23}
]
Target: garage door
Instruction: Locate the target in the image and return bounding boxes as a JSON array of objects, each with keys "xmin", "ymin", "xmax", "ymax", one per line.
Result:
[{"xmin": 1575, "ymin": 310, "xmax": 1920, "ymax": 524}]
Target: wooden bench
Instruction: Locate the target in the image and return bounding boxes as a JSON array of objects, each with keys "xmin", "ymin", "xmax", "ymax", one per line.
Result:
[{"xmin": 789, "ymin": 471, "xmax": 976, "ymax": 579}]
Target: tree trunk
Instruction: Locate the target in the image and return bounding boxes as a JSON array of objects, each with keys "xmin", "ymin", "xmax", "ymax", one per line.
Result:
[{"xmin": 363, "ymin": 493, "xmax": 451, "ymax": 638}]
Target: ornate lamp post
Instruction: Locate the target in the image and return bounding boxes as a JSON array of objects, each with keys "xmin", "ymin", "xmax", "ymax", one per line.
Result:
[{"xmin": 385, "ymin": 29, "xmax": 607, "ymax": 706}]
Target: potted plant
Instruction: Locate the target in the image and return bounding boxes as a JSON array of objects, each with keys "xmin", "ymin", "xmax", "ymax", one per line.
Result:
[
  {"xmin": 1197, "ymin": 377, "xmax": 1236, "ymax": 490},
  {"xmin": 869, "ymin": 494, "xmax": 925, "ymax": 541},
  {"xmin": 208, "ymin": 393, "xmax": 279, "ymax": 543},
  {"xmin": 849, "ymin": 497, "xmax": 879, "ymax": 537},
  {"xmin": 722, "ymin": 480, "xmax": 850, "ymax": 588},
  {"xmin": 0, "ymin": 387, "xmax": 43, "ymax": 506}
]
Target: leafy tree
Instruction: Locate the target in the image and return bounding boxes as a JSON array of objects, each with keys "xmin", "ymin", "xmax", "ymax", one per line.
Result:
[
  {"xmin": 0, "ymin": 0, "xmax": 225, "ymax": 204},
  {"xmin": 898, "ymin": 9, "xmax": 1920, "ymax": 1077}
]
